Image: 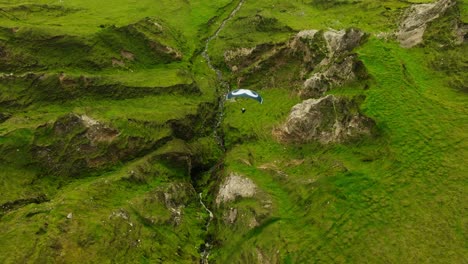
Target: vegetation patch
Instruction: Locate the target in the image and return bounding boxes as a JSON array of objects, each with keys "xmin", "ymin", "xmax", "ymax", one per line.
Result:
[{"xmin": 0, "ymin": 0, "xmax": 466, "ymax": 263}]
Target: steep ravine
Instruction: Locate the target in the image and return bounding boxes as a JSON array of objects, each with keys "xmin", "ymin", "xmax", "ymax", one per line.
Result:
[
  {"xmin": 0, "ymin": 0, "xmax": 465, "ymax": 263},
  {"xmin": 197, "ymin": 1, "xmax": 245, "ymax": 263},
  {"xmin": 202, "ymin": 0, "xmax": 245, "ymax": 151}
]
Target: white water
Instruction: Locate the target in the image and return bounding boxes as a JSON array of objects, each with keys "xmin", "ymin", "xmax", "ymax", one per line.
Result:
[
  {"xmin": 199, "ymin": 1, "xmax": 245, "ymax": 263},
  {"xmin": 201, "ymin": 0, "xmax": 244, "ymax": 81},
  {"xmin": 199, "ymin": 192, "xmax": 214, "ymax": 264},
  {"xmin": 202, "ymin": 0, "xmax": 245, "ymax": 151}
]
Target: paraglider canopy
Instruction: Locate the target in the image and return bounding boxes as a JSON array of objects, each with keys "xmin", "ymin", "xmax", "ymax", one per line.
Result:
[{"xmin": 226, "ymin": 89, "xmax": 263, "ymax": 104}]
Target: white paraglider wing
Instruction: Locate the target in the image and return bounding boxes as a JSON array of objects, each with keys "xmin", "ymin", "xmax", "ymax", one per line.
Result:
[{"xmin": 226, "ymin": 89, "xmax": 263, "ymax": 103}]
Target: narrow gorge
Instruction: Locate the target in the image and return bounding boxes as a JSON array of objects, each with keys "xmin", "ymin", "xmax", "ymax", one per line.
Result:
[{"xmin": 0, "ymin": 0, "xmax": 465, "ymax": 263}]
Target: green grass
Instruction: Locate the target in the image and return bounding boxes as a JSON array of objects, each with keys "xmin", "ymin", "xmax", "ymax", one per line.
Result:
[
  {"xmin": 98, "ymin": 63, "xmax": 193, "ymax": 87},
  {"xmin": 210, "ymin": 36, "xmax": 467, "ymax": 263},
  {"xmin": 222, "ymin": 87, "xmax": 301, "ymax": 147},
  {"xmin": 0, "ymin": 154, "xmax": 206, "ymax": 263},
  {"xmin": 0, "ymin": 0, "xmax": 467, "ymax": 263},
  {"xmin": 0, "ymin": 0, "xmax": 231, "ymax": 40},
  {"xmin": 0, "ymin": 166, "xmax": 43, "ymax": 204},
  {"xmin": 206, "ymin": 0, "xmax": 420, "ymax": 68},
  {"xmin": 0, "ymin": 1, "xmax": 230, "ymax": 261}
]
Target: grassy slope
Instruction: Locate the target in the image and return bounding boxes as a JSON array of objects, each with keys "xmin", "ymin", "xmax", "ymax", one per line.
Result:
[
  {"xmin": 0, "ymin": 0, "xmax": 231, "ymax": 263},
  {"xmin": 209, "ymin": 0, "xmax": 467, "ymax": 263},
  {"xmin": 214, "ymin": 45, "xmax": 467, "ymax": 262},
  {"xmin": 0, "ymin": 0, "xmax": 466, "ymax": 263}
]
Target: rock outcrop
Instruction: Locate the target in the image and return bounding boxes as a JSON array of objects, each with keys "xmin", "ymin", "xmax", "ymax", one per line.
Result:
[
  {"xmin": 224, "ymin": 28, "xmax": 368, "ymax": 98},
  {"xmin": 287, "ymin": 28, "xmax": 365, "ymax": 67},
  {"xmin": 161, "ymin": 182, "xmax": 195, "ymax": 226},
  {"xmin": 287, "ymin": 29, "xmax": 325, "ymax": 67},
  {"xmin": 275, "ymin": 95, "xmax": 375, "ymax": 144},
  {"xmin": 455, "ymin": 23, "xmax": 468, "ymax": 44},
  {"xmin": 301, "ymin": 55, "xmax": 367, "ymax": 98},
  {"xmin": 79, "ymin": 114, "xmax": 120, "ymax": 145},
  {"xmin": 322, "ymin": 28, "xmax": 365, "ymax": 57},
  {"xmin": 298, "ymin": 29, "xmax": 367, "ymax": 98},
  {"xmin": 223, "ymin": 43, "xmax": 277, "ymax": 73},
  {"xmin": 32, "ymin": 113, "xmax": 167, "ymax": 177},
  {"xmin": 32, "ymin": 113, "xmax": 120, "ymax": 176},
  {"xmin": 397, "ymin": 0, "xmax": 456, "ymax": 48},
  {"xmin": 216, "ymin": 173, "xmax": 257, "ymax": 205}
]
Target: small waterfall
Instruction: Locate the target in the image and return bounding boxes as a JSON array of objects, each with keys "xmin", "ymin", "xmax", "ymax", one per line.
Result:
[
  {"xmin": 201, "ymin": 0, "xmax": 245, "ymax": 151},
  {"xmin": 198, "ymin": 2, "xmax": 245, "ymax": 263},
  {"xmin": 199, "ymin": 192, "xmax": 214, "ymax": 264}
]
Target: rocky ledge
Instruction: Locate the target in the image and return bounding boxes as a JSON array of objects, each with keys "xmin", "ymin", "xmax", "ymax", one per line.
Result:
[
  {"xmin": 397, "ymin": 0, "xmax": 456, "ymax": 48},
  {"xmin": 216, "ymin": 172, "xmax": 257, "ymax": 205},
  {"xmin": 223, "ymin": 28, "xmax": 368, "ymax": 98},
  {"xmin": 275, "ymin": 95, "xmax": 375, "ymax": 144},
  {"xmin": 32, "ymin": 113, "xmax": 169, "ymax": 177}
]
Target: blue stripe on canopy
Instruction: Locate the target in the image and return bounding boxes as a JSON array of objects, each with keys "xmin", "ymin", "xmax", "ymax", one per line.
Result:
[{"xmin": 226, "ymin": 89, "xmax": 263, "ymax": 104}]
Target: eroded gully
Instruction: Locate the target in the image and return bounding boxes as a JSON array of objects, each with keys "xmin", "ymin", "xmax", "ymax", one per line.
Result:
[{"xmin": 198, "ymin": 1, "xmax": 245, "ymax": 263}]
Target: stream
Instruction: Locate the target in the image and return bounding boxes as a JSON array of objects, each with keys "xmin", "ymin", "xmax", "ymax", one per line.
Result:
[
  {"xmin": 198, "ymin": 1, "xmax": 245, "ymax": 263},
  {"xmin": 199, "ymin": 192, "xmax": 214, "ymax": 263},
  {"xmin": 201, "ymin": 0, "xmax": 245, "ymax": 151}
]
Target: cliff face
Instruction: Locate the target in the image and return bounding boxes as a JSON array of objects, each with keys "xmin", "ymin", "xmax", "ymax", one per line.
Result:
[
  {"xmin": 275, "ymin": 95, "xmax": 375, "ymax": 144},
  {"xmin": 223, "ymin": 28, "xmax": 369, "ymax": 97},
  {"xmin": 0, "ymin": 2, "xmax": 224, "ymax": 263},
  {"xmin": 0, "ymin": 0, "xmax": 466, "ymax": 263},
  {"xmin": 397, "ymin": 0, "xmax": 456, "ymax": 48}
]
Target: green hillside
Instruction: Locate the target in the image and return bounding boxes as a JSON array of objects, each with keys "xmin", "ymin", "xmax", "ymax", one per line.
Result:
[{"xmin": 0, "ymin": 0, "xmax": 466, "ymax": 263}]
